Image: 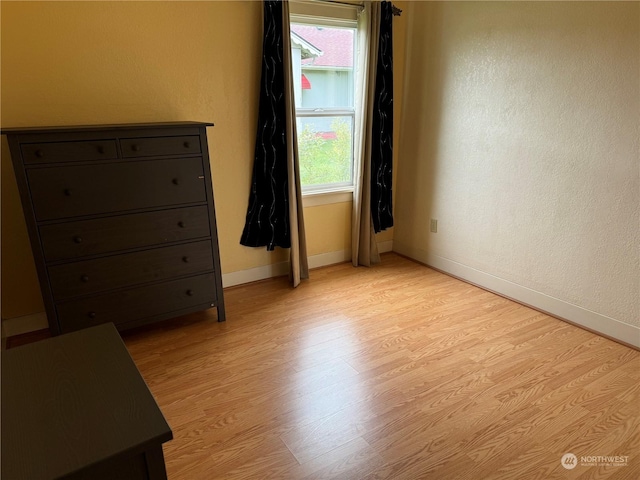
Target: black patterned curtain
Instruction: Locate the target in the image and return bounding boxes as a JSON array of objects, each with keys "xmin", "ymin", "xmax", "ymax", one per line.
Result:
[
  {"xmin": 371, "ymin": 1, "xmax": 394, "ymax": 233},
  {"xmin": 240, "ymin": 1, "xmax": 290, "ymax": 250}
]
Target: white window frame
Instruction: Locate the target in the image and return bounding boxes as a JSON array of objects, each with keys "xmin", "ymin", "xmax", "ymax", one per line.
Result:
[{"xmin": 291, "ymin": 1, "xmax": 361, "ymax": 203}]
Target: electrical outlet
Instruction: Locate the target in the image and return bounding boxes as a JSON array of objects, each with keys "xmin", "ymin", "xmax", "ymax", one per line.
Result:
[{"xmin": 430, "ymin": 219, "xmax": 438, "ymax": 233}]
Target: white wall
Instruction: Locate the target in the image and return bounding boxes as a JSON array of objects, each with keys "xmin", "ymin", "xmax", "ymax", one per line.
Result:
[{"xmin": 395, "ymin": 2, "xmax": 639, "ymax": 346}]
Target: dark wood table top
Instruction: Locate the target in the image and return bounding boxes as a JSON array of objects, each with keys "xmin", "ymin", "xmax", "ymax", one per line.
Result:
[{"xmin": 1, "ymin": 323, "xmax": 172, "ymax": 480}]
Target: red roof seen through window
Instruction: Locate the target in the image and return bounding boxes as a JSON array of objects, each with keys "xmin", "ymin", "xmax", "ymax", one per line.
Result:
[{"xmin": 291, "ymin": 25, "xmax": 354, "ymax": 68}]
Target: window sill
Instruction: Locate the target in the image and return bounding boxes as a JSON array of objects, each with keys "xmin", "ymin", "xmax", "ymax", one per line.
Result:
[{"xmin": 302, "ymin": 188, "xmax": 353, "ymax": 207}]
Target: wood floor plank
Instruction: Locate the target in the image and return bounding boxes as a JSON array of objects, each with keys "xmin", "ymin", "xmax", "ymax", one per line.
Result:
[
  {"xmin": 117, "ymin": 253, "xmax": 639, "ymax": 479},
  {"xmin": 294, "ymin": 436, "xmax": 386, "ymax": 480},
  {"xmin": 483, "ymin": 443, "xmax": 561, "ymax": 480}
]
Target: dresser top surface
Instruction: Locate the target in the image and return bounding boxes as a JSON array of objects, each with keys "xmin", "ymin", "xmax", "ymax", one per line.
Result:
[{"xmin": 0, "ymin": 121, "xmax": 213, "ymax": 136}]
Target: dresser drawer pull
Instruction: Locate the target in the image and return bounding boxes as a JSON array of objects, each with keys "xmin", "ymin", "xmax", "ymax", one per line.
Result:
[
  {"xmin": 177, "ymin": 221, "xmax": 185, "ymax": 228},
  {"xmin": 35, "ymin": 149, "xmax": 44, "ymax": 158},
  {"xmin": 131, "ymin": 144, "xmax": 140, "ymax": 152},
  {"xmin": 73, "ymin": 236, "xmax": 83, "ymax": 244},
  {"xmin": 81, "ymin": 275, "xmax": 90, "ymax": 283},
  {"xmin": 64, "ymin": 188, "xmax": 72, "ymax": 196},
  {"xmin": 172, "ymin": 178, "xmax": 180, "ymax": 185},
  {"xmin": 97, "ymin": 145, "xmax": 105, "ymax": 154},
  {"xmin": 182, "ymin": 256, "xmax": 190, "ymax": 263},
  {"xmin": 186, "ymin": 289, "xmax": 194, "ymax": 296},
  {"xmin": 184, "ymin": 141, "xmax": 191, "ymax": 148},
  {"xmin": 87, "ymin": 311, "xmax": 97, "ymax": 319}
]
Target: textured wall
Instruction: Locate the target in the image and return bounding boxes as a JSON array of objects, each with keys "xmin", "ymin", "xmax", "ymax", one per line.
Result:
[{"xmin": 395, "ymin": 2, "xmax": 639, "ymax": 327}]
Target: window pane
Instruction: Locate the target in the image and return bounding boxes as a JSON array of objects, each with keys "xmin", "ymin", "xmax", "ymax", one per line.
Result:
[
  {"xmin": 296, "ymin": 116, "xmax": 353, "ymax": 187},
  {"xmin": 291, "ymin": 24, "xmax": 355, "ymax": 109}
]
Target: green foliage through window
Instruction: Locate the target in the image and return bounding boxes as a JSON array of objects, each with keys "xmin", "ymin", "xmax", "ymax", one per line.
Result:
[{"xmin": 297, "ymin": 118, "xmax": 352, "ymax": 187}]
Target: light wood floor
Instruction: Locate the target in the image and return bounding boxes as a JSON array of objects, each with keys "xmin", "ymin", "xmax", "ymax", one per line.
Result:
[{"xmin": 122, "ymin": 253, "xmax": 640, "ymax": 479}]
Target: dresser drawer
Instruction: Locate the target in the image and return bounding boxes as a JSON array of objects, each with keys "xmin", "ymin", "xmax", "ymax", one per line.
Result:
[
  {"xmin": 121, "ymin": 135, "xmax": 201, "ymax": 158},
  {"xmin": 21, "ymin": 140, "xmax": 118, "ymax": 164},
  {"xmin": 49, "ymin": 240, "xmax": 214, "ymax": 300},
  {"xmin": 39, "ymin": 206, "xmax": 211, "ymax": 262},
  {"xmin": 56, "ymin": 273, "xmax": 217, "ymax": 333},
  {"xmin": 27, "ymin": 158, "xmax": 206, "ymax": 220}
]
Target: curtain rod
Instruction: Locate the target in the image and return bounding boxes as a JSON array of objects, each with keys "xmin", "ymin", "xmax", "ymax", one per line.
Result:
[{"xmin": 302, "ymin": 1, "xmax": 402, "ymax": 16}]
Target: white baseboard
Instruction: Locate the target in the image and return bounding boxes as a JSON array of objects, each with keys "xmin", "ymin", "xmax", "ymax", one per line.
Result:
[
  {"xmin": 307, "ymin": 249, "xmax": 351, "ymax": 269},
  {"xmin": 393, "ymin": 242, "xmax": 640, "ymax": 349},
  {"xmin": 2, "ymin": 312, "xmax": 49, "ymax": 337},
  {"xmin": 222, "ymin": 261, "xmax": 290, "ymax": 288},
  {"xmin": 223, "ymin": 241, "xmax": 394, "ymax": 288}
]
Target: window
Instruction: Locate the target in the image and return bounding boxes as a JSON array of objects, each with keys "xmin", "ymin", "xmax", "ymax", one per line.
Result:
[{"xmin": 290, "ymin": 16, "xmax": 358, "ymax": 194}]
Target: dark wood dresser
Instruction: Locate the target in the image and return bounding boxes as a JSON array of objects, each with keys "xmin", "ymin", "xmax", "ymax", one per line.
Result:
[
  {"xmin": 2, "ymin": 122, "xmax": 225, "ymax": 335},
  {"xmin": 2, "ymin": 322, "xmax": 173, "ymax": 479}
]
